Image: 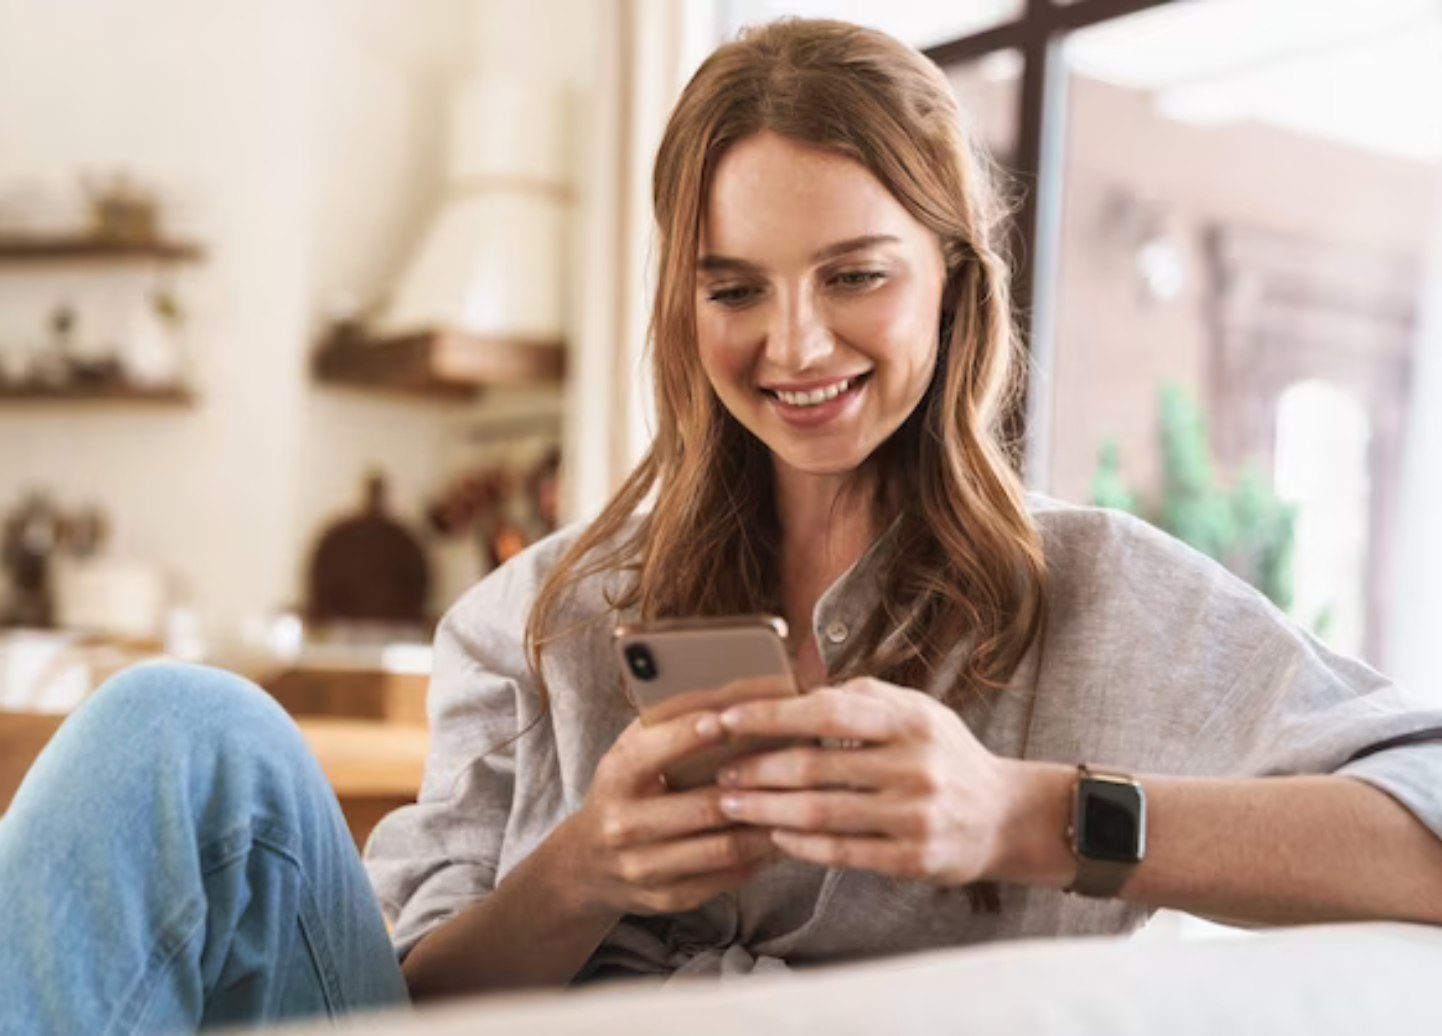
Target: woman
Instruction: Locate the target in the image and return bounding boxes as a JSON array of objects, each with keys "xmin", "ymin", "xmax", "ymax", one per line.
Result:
[
  {"xmin": 3, "ymin": 17, "xmax": 1441, "ymax": 1032},
  {"xmin": 378, "ymin": 18, "xmax": 1442, "ymax": 995}
]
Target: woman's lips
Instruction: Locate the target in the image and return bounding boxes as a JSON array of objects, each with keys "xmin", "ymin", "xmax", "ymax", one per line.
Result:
[{"xmin": 762, "ymin": 373, "xmax": 869, "ymax": 427}]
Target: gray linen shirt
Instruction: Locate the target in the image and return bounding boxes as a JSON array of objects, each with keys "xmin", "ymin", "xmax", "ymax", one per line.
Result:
[{"xmin": 364, "ymin": 497, "xmax": 1442, "ymax": 976}]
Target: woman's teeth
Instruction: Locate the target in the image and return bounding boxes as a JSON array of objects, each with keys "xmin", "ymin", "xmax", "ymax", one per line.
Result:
[{"xmin": 773, "ymin": 377, "xmax": 853, "ymax": 408}]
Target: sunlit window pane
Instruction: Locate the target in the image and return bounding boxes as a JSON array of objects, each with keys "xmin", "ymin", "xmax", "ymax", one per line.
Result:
[
  {"xmin": 1275, "ymin": 381, "xmax": 1371, "ymax": 654},
  {"xmin": 1022, "ymin": 0, "xmax": 1437, "ymax": 664}
]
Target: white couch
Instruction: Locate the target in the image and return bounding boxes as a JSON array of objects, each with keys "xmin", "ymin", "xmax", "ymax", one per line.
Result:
[{"xmin": 280, "ymin": 922, "xmax": 1442, "ymax": 1035}]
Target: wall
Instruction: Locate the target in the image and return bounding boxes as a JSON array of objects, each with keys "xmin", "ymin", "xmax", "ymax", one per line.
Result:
[
  {"xmin": 562, "ymin": 0, "xmax": 721, "ymax": 522},
  {"xmin": 292, "ymin": 0, "xmax": 597, "ymax": 620},
  {"xmin": 0, "ymin": 0, "xmax": 594, "ymax": 645},
  {"xmin": 0, "ymin": 0, "xmax": 339, "ymax": 644}
]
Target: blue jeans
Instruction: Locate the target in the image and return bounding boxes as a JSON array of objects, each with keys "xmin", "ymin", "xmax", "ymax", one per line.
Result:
[{"xmin": 0, "ymin": 663, "xmax": 410, "ymax": 1033}]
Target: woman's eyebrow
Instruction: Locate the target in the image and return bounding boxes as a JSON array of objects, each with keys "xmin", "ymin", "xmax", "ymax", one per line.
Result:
[
  {"xmin": 809, "ymin": 234, "xmax": 901, "ymax": 263},
  {"xmin": 696, "ymin": 254, "xmax": 761, "ymax": 275},
  {"xmin": 697, "ymin": 234, "xmax": 901, "ymax": 274}
]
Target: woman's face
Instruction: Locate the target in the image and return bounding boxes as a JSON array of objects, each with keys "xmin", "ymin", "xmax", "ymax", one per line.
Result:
[{"xmin": 695, "ymin": 131, "xmax": 948, "ymax": 481}]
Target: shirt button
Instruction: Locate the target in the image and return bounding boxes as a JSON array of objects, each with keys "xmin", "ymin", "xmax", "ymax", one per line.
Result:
[{"xmin": 824, "ymin": 620, "xmax": 849, "ymax": 645}]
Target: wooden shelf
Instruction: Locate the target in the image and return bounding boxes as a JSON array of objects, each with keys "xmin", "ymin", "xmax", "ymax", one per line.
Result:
[
  {"xmin": 0, "ymin": 383, "xmax": 195, "ymax": 405},
  {"xmin": 0, "ymin": 235, "xmax": 204, "ymax": 264},
  {"xmin": 312, "ymin": 329, "xmax": 565, "ymax": 400}
]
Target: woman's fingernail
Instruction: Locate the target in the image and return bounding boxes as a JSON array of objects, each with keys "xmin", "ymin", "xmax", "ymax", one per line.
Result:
[
  {"xmin": 719, "ymin": 708, "xmax": 741, "ymax": 728},
  {"xmin": 696, "ymin": 714, "xmax": 721, "ymax": 738},
  {"xmin": 720, "ymin": 795, "xmax": 742, "ymax": 815},
  {"xmin": 717, "ymin": 768, "xmax": 737, "ymax": 787}
]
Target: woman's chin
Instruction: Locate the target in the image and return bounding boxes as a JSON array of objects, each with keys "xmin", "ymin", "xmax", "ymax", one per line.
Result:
[{"xmin": 769, "ymin": 445, "xmax": 871, "ymax": 482}]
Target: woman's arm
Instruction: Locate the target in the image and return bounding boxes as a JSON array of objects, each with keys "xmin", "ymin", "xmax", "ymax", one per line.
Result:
[
  {"xmin": 401, "ymin": 710, "xmax": 776, "ymax": 1001},
  {"xmin": 713, "ymin": 678, "xmax": 1442, "ymax": 926},
  {"xmin": 996, "ymin": 763, "xmax": 1442, "ymax": 925},
  {"xmin": 400, "ymin": 815, "xmax": 619, "ymax": 998}
]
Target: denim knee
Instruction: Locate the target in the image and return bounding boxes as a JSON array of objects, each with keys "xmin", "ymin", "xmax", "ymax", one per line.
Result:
[
  {"xmin": 85, "ymin": 666, "xmax": 295, "ymax": 744},
  {"xmin": 71, "ymin": 662, "xmax": 307, "ymax": 770}
]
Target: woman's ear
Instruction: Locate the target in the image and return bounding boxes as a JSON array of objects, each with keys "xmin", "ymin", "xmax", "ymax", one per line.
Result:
[
  {"xmin": 938, "ymin": 272, "xmax": 962, "ymax": 345},
  {"xmin": 938, "ymin": 308, "xmax": 956, "ymax": 348},
  {"xmin": 941, "ymin": 263, "xmax": 965, "ymax": 312}
]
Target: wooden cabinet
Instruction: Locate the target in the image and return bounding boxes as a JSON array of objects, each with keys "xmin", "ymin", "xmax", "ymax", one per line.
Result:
[
  {"xmin": 0, "ymin": 710, "xmax": 63, "ymax": 814},
  {"xmin": 0, "ymin": 707, "xmax": 426, "ymax": 851}
]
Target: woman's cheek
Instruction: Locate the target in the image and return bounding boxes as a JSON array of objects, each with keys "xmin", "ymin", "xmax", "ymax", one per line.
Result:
[
  {"xmin": 699, "ymin": 314, "xmax": 758, "ymax": 381},
  {"xmin": 695, "ymin": 313, "xmax": 729, "ymax": 375},
  {"xmin": 831, "ymin": 292, "xmax": 920, "ymax": 358}
]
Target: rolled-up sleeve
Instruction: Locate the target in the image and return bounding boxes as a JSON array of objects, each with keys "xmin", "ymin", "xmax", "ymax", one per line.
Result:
[
  {"xmin": 363, "ymin": 559, "xmax": 535, "ymax": 962},
  {"xmin": 1181, "ymin": 624, "xmax": 1442, "ymax": 841},
  {"xmin": 1340, "ymin": 743, "xmax": 1442, "ymax": 842}
]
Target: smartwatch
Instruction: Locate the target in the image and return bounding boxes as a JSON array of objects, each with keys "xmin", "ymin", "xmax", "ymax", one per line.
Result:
[{"xmin": 1066, "ymin": 764, "xmax": 1146, "ymax": 898}]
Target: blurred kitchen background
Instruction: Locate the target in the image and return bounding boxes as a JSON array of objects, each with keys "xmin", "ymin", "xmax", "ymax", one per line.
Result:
[{"xmin": 1, "ymin": 0, "xmax": 1439, "ymax": 725}]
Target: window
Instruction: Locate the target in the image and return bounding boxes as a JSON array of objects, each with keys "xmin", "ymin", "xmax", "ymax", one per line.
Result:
[{"xmin": 1275, "ymin": 380, "xmax": 1372, "ymax": 655}]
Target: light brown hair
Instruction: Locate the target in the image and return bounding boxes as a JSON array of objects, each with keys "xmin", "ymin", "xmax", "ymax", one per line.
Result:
[{"xmin": 527, "ymin": 17, "xmax": 1046, "ymax": 703}]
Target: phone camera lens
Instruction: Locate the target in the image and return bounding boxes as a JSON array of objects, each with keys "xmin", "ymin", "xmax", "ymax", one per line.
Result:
[{"xmin": 624, "ymin": 644, "xmax": 657, "ymax": 681}]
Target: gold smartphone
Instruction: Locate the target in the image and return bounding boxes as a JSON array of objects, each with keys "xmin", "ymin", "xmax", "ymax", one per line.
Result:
[{"xmin": 613, "ymin": 616, "xmax": 801, "ymax": 790}]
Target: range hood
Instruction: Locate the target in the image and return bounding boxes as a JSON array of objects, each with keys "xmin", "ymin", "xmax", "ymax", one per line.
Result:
[{"xmin": 316, "ymin": 76, "xmax": 572, "ymax": 398}]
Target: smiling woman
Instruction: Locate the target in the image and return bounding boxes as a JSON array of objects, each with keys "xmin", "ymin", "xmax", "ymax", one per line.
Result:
[
  {"xmin": 525, "ymin": 16, "xmax": 1044, "ymax": 709},
  {"xmin": 382, "ymin": 15, "xmax": 1442, "ymax": 996}
]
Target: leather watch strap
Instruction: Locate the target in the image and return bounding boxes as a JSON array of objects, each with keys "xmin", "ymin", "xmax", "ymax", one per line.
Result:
[{"xmin": 1066, "ymin": 857, "xmax": 1135, "ymax": 899}]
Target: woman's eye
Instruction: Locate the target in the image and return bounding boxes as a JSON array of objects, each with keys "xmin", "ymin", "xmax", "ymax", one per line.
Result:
[
  {"xmin": 830, "ymin": 270, "xmax": 887, "ymax": 291},
  {"xmin": 705, "ymin": 284, "xmax": 761, "ymax": 308}
]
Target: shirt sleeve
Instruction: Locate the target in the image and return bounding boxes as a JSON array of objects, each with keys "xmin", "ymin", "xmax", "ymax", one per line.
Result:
[
  {"xmin": 1036, "ymin": 504, "xmax": 1442, "ymax": 845},
  {"xmin": 362, "ymin": 555, "xmax": 539, "ymax": 962},
  {"xmin": 1178, "ymin": 620, "xmax": 1442, "ymax": 841}
]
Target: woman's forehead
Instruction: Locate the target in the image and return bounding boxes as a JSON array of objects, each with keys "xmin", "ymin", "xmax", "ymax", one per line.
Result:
[{"xmin": 699, "ymin": 132, "xmax": 922, "ymax": 262}]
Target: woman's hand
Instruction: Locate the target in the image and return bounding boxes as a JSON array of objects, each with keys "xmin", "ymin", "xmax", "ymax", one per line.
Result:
[
  {"xmin": 558, "ymin": 704, "xmax": 778, "ymax": 919},
  {"xmin": 711, "ymin": 677, "xmax": 1015, "ymax": 886}
]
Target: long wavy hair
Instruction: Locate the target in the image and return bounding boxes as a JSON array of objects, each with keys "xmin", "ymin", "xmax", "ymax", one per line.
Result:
[{"xmin": 527, "ymin": 18, "xmax": 1046, "ymax": 705}]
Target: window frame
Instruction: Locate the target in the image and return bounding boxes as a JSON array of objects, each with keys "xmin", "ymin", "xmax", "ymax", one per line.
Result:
[{"xmin": 923, "ymin": 0, "xmax": 1180, "ymax": 487}]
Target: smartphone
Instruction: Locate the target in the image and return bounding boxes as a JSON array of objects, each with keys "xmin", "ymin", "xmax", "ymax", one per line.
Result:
[{"xmin": 613, "ymin": 616, "xmax": 801, "ymax": 790}]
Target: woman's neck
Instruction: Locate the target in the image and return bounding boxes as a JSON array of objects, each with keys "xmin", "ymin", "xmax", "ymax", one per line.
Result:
[
  {"xmin": 773, "ymin": 462, "xmax": 877, "ymax": 682},
  {"xmin": 775, "ymin": 470, "xmax": 871, "ymax": 568}
]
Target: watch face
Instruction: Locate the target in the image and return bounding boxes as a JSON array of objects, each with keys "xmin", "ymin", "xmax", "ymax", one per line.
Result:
[{"xmin": 1076, "ymin": 778, "xmax": 1146, "ymax": 863}]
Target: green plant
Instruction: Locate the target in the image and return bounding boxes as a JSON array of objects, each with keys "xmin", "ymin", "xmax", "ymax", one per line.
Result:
[{"xmin": 1091, "ymin": 381, "xmax": 1296, "ymax": 610}]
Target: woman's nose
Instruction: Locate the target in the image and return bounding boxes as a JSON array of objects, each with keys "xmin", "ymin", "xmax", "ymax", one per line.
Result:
[{"xmin": 764, "ymin": 291, "xmax": 832, "ymax": 370}]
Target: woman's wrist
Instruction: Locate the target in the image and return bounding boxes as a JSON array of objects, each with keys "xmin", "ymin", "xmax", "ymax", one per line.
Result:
[
  {"xmin": 541, "ymin": 813, "xmax": 627, "ymax": 927},
  {"xmin": 987, "ymin": 759, "xmax": 1079, "ymax": 889},
  {"xmin": 403, "ymin": 812, "xmax": 624, "ymax": 998}
]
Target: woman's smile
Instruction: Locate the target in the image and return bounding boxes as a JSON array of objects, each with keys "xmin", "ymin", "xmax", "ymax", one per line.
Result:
[{"xmin": 761, "ymin": 372, "xmax": 872, "ymax": 427}]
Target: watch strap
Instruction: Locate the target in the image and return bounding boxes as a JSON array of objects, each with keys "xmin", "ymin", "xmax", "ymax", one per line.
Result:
[{"xmin": 1065, "ymin": 856, "xmax": 1135, "ymax": 898}]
